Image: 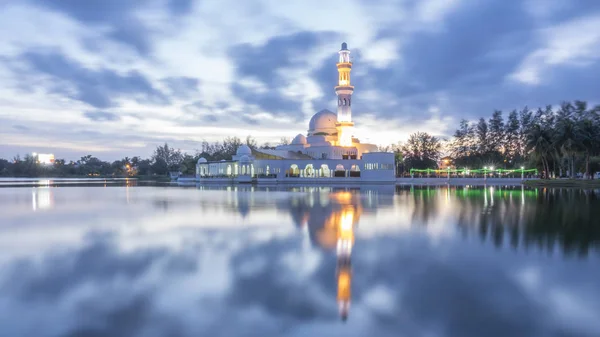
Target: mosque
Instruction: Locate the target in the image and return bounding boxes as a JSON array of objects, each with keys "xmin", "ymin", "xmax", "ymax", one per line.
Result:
[{"xmin": 196, "ymin": 43, "xmax": 395, "ymax": 183}]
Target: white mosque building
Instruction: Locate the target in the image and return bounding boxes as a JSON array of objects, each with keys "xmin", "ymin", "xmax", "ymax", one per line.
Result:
[{"xmin": 196, "ymin": 43, "xmax": 395, "ymax": 183}]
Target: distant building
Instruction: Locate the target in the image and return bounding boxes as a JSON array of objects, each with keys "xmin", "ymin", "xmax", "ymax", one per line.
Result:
[
  {"xmin": 196, "ymin": 43, "xmax": 395, "ymax": 184},
  {"xmin": 33, "ymin": 153, "xmax": 55, "ymax": 165}
]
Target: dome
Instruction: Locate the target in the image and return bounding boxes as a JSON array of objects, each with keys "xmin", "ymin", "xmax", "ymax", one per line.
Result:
[
  {"xmin": 197, "ymin": 157, "xmax": 207, "ymax": 164},
  {"xmin": 307, "ymin": 135, "xmax": 331, "ymax": 146},
  {"xmin": 292, "ymin": 134, "xmax": 307, "ymax": 145},
  {"xmin": 236, "ymin": 144, "xmax": 252, "ymax": 156},
  {"xmin": 308, "ymin": 109, "xmax": 337, "ymax": 135},
  {"xmin": 239, "ymin": 155, "xmax": 251, "ymax": 163}
]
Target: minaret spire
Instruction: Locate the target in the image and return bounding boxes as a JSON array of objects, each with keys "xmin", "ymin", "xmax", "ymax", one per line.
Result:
[{"xmin": 335, "ymin": 42, "xmax": 354, "ymax": 147}]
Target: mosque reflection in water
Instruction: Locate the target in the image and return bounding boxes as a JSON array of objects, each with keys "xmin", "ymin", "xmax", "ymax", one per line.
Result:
[
  {"xmin": 310, "ymin": 191, "xmax": 358, "ymax": 321},
  {"xmin": 282, "ymin": 189, "xmax": 373, "ymax": 321}
]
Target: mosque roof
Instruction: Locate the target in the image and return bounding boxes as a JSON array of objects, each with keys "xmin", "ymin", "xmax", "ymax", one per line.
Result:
[
  {"xmin": 254, "ymin": 149, "xmax": 313, "ymax": 160},
  {"xmin": 308, "ymin": 109, "xmax": 337, "ymax": 132}
]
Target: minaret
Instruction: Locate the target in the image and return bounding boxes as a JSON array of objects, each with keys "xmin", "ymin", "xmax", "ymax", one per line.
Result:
[{"xmin": 335, "ymin": 42, "xmax": 354, "ymax": 147}]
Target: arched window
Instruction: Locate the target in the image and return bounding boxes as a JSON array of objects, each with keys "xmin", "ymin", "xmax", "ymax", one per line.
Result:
[
  {"xmin": 348, "ymin": 99, "xmax": 351, "ymax": 106},
  {"xmin": 343, "ymin": 98, "xmax": 346, "ymax": 106}
]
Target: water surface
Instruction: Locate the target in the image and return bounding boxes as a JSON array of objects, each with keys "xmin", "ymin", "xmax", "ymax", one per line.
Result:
[{"xmin": 0, "ymin": 184, "xmax": 598, "ymax": 337}]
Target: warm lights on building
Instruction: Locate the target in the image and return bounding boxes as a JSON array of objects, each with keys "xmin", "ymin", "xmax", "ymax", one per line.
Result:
[
  {"xmin": 32, "ymin": 153, "xmax": 55, "ymax": 165},
  {"xmin": 336, "ymin": 42, "xmax": 355, "ymax": 147}
]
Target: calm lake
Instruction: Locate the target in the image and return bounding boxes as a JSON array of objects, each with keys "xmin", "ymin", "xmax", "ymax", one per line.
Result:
[{"xmin": 1, "ymin": 182, "xmax": 599, "ymax": 337}]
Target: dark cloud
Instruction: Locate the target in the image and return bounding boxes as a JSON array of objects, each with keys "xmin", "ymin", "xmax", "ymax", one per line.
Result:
[
  {"xmin": 12, "ymin": 125, "xmax": 30, "ymax": 132},
  {"xmin": 29, "ymin": 0, "xmax": 151, "ymax": 53},
  {"xmin": 202, "ymin": 114, "xmax": 219, "ymax": 123},
  {"xmin": 162, "ymin": 77, "xmax": 201, "ymax": 100},
  {"xmin": 168, "ymin": 0, "xmax": 195, "ymax": 16},
  {"xmin": 22, "ymin": 51, "xmax": 170, "ymax": 109},
  {"xmin": 239, "ymin": 115, "xmax": 260, "ymax": 125},
  {"xmin": 228, "ymin": 31, "xmax": 339, "ymax": 119},
  {"xmin": 231, "ymin": 83, "xmax": 302, "ymax": 119},
  {"xmin": 83, "ymin": 111, "xmax": 121, "ymax": 122},
  {"xmin": 229, "ymin": 31, "xmax": 334, "ymax": 86}
]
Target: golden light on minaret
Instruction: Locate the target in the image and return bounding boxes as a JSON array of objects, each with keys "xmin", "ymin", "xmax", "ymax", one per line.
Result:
[{"xmin": 335, "ymin": 42, "xmax": 355, "ymax": 147}]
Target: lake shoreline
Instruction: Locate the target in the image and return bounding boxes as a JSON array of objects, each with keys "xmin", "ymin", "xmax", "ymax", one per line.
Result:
[{"xmin": 523, "ymin": 179, "xmax": 600, "ymax": 188}]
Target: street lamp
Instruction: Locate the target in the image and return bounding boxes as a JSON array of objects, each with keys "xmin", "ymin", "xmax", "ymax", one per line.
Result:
[{"xmin": 484, "ymin": 166, "xmax": 488, "ymax": 181}]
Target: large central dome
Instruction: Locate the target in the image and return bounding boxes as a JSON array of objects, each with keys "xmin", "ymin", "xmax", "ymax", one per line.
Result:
[{"xmin": 308, "ymin": 109, "xmax": 337, "ymax": 136}]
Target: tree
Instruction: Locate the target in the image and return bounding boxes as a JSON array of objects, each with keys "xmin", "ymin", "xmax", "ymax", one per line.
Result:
[
  {"xmin": 488, "ymin": 110, "xmax": 505, "ymax": 154},
  {"xmin": 152, "ymin": 143, "xmax": 183, "ymax": 173},
  {"xmin": 518, "ymin": 107, "xmax": 533, "ymax": 158},
  {"xmin": 451, "ymin": 119, "xmax": 472, "ymax": 158},
  {"xmin": 505, "ymin": 110, "xmax": 520, "ymax": 164},
  {"xmin": 576, "ymin": 104, "xmax": 600, "ymax": 179},
  {"xmin": 245, "ymin": 135, "xmax": 258, "ymax": 149},
  {"xmin": 554, "ymin": 102, "xmax": 579, "ymax": 178},
  {"xmin": 402, "ymin": 132, "xmax": 442, "ymax": 169},
  {"xmin": 279, "ymin": 137, "xmax": 290, "ymax": 146},
  {"xmin": 137, "ymin": 159, "xmax": 152, "ymax": 175},
  {"xmin": 180, "ymin": 154, "xmax": 198, "ymax": 175},
  {"xmin": 476, "ymin": 118, "xmax": 489, "ymax": 155}
]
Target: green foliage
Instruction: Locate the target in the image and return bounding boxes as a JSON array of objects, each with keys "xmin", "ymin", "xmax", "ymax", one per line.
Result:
[
  {"xmin": 445, "ymin": 100, "xmax": 600, "ymax": 179},
  {"xmin": 402, "ymin": 132, "xmax": 442, "ymax": 170}
]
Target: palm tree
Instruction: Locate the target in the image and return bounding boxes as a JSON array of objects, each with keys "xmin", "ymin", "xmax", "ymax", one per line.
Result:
[
  {"xmin": 526, "ymin": 123, "xmax": 553, "ymax": 179},
  {"xmin": 577, "ymin": 108, "xmax": 600, "ymax": 179},
  {"xmin": 554, "ymin": 103, "xmax": 581, "ymax": 178}
]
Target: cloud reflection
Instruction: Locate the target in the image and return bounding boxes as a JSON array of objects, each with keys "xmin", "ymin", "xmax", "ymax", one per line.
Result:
[{"xmin": 0, "ymin": 185, "xmax": 598, "ymax": 336}]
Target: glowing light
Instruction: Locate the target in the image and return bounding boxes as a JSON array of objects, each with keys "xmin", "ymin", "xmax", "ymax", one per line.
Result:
[
  {"xmin": 339, "ymin": 79, "xmax": 348, "ymax": 86},
  {"xmin": 34, "ymin": 153, "xmax": 55, "ymax": 165},
  {"xmin": 340, "ymin": 211, "xmax": 354, "ymax": 231},
  {"xmin": 338, "ymin": 128, "xmax": 353, "ymax": 147}
]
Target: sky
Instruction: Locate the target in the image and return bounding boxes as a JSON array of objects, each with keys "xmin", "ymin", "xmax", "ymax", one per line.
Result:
[{"xmin": 1, "ymin": 0, "xmax": 600, "ymax": 161}]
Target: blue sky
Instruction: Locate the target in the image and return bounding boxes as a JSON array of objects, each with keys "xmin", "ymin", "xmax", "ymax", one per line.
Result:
[{"xmin": 1, "ymin": 0, "xmax": 599, "ymax": 160}]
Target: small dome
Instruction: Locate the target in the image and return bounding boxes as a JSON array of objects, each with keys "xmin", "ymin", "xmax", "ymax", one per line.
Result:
[
  {"xmin": 197, "ymin": 157, "xmax": 207, "ymax": 163},
  {"xmin": 236, "ymin": 144, "xmax": 252, "ymax": 156},
  {"xmin": 292, "ymin": 134, "xmax": 307, "ymax": 145},
  {"xmin": 308, "ymin": 109, "xmax": 337, "ymax": 135},
  {"xmin": 239, "ymin": 155, "xmax": 251, "ymax": 163}
]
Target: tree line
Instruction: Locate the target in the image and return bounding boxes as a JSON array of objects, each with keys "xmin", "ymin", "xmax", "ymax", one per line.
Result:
[
  {"xmin": 399, "ymin": 100, "xmax": 600, "ymax": 179},
  {"xmin": 0, "ymin": 137, "xmax": 263, "ymax": 178}
]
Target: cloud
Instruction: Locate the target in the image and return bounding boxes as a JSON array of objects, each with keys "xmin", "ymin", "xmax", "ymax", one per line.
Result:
[
  {"xmin": 28, "ymin": 0, "xmax": 153, "ymax": 54},
  {"xmin": 83, "ymin": 111, "xmax": 121, "ymax": 122},
  {"xmin": 12, "ymin": 125, "xmax": 30, "ymax": 131},
  {"xmin": 19, "ymin": 51, "xmax": 170, "ymax": 109},
  {"xmin": 0, "ymin": 0, "xmax": 599, "ymax": 159},
  {"xmin": 162, "ymin": 76, "xmax": 200, "ymax": 99},
  {"xmin": 509, "ymin": 14, "xmax": 600, "ymax": 85}
]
